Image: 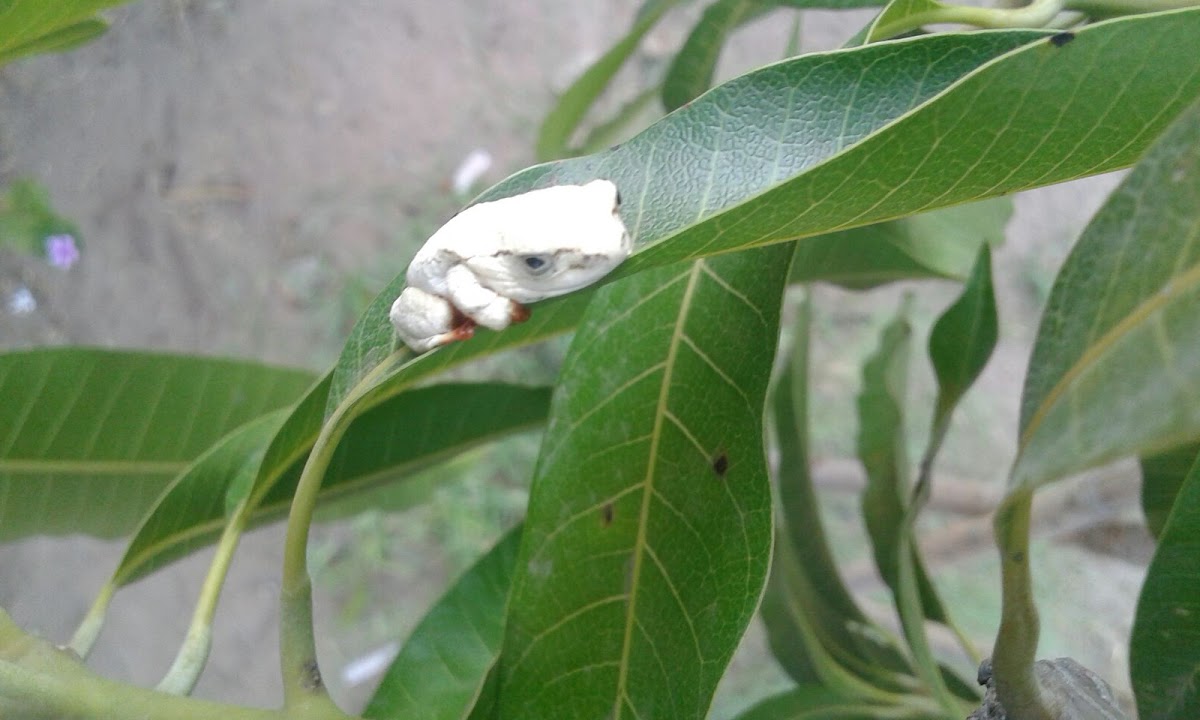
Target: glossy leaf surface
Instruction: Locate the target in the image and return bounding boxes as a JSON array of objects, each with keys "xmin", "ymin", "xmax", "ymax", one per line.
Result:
[
  {"xmin": 331, "ymin": 14, "xmax": 1200, "ymax": 425},
  {"xmin": 495, "ymin": 245, "xmax": 792, "ymax": 719},
  {"xmin": 329, "ymin": 29, "xmax": 1047, "ymax": 415}
]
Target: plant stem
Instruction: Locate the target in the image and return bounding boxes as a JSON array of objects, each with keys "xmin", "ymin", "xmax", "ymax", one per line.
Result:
[
  {"xmin": 873, "ymin": 0, "xmax": 1065, "ymax": 41},
  {"xmin": 2, "ymin": 608, "xmax": 281, "ymax": 720},
  {"xmin": 992, "ymin": 488, "xmax": 1053, "ymax": 720},
  {"xmin": 894, "ymin": 530, "xmax": 962, "ymax": 716},
  {"xmin": 277, "ymin": 353, "xmax": 403, "ymax": 709},
  {"xmin": 157, "ymin": 498, "xmax": 251, "ymax": 695},
  {"xmin": 913, "ymin": 411, "xmax": 983, "ymax": 667},
  {"xmin": 0, "ymin": 658, "xmax": 283, "ymax": 720},
  {"xmin": 1066, "ymin": 0, "xmax": 1200, "ymax": 17},
  {"xmin": 872, "ymin": 0, "xmax": 1200, "ymax": 41},
  {"xmin": 68, "ymin": 582, "xmax": 114, "ymax": 658},
  {"xmin": 278, "ymin": 403, "xmax": 356, "ymax": 710}
]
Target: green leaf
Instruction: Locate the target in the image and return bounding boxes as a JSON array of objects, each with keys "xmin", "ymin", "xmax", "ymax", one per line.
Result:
[
  {"xmin": 494, "ymin": 245, "xmax": 792, "ymax": 719},
  {"xmin": 928, "ymin": 245, "xmax": 998, "ymax": 418},
  {"xmin": 622, "ymin": 12, "xmax": 1200, "ymax": 273},
  {"xmin": 577, "ymin": 87, "xmax": 660, "ymax": 157},
  {"xmin": 661, "ymin": 0, "xmax": 888, "ymax": 112},
  {"xmin": 762, "ymin": 298, "xmax": 913, "ymax": 692},
  {"xmin": 661, "ymin": 0, "xmax": 778, "ymax": 112},
  {"xmin": 1140, "ymin": 442, "xmax": 1200, "ymax": 539},
  {"xmin": 856, "ymin": 303, "xmax": 964, "ymax": 713},
  {"xmin": 365, "ymin": 528, "xmax": 521, "ymax": 720},
  {"xmin": 107, "ymin": 382, "xmax": 550, "ymax": 586},
  {"xmin": 1013, "ymin": 92, "xmax": 1200, "ymax": 490},
  {"xmin": 917, "ymin": 243, "xmax": 998, "ymax": 509},
  {"xmin": 0, "ymin": 0, "xmax": 129, "ymax": 66},
  {"xmin": 0, "ymin": 17, "xmax": 106, "ymax": 64},
  {"xmin": 0, "ymin": 349, "xmax": 313, "ymax": 541},
  {"xmin": 867, "ymin": 0, "xmax": 947, "ymax": 42},
  {"xmin": 332, "ymin": 13, "xmax": 1200, "ymax": 452},
  {"xmin": 791, "ymin": 199, "xmax": 1010, "ymax": 289},
  {"xmin": 331, "ymin": 30, "xmax": 1044, "ymax": 416},
  {"xmin": 536, "ymin": 0, "xmax": 681, "ymax": 160},
  {"xmin": 732, "ymin": 685, "xmax": 891, "ymax": 720},
  {"xmin": 857, "ymin": 302, "xmax": 946, "ymax": 622},
  {"xmin": 1131, "ymin": 453, "xmax": 1200, "ymax": 720}
]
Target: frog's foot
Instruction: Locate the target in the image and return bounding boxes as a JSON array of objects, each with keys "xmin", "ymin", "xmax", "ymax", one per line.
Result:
[
  {"xmin": 461, "ymin": 296, "xmax": 533, "ymax": 331},
  {"xmin": 509, "ymin": 301, "xmax": 530, "ymax": 324},
  {"xmin": 391, "ymin": 287, "xmax": 475, "ymax": 353}
]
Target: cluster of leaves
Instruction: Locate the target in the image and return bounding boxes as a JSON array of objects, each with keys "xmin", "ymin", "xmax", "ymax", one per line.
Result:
[{"xmin": 2, "ymin": 2, "xmax": 1200, "ymax": 720}]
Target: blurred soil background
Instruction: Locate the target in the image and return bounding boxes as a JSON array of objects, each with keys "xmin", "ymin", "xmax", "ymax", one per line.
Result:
[{"xmin": 0, "ymin": 1, "xmax": 1154, "ymax": 716}]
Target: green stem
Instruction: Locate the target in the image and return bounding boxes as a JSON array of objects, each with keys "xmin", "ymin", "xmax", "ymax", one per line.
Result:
[
  {"xmin": 873, "ymin": 0, "xmax": 1200, "ymax": 41},
  {"xmin": 992, "ymin": 488, "xmax": 1052, "ymax": 720},
  {"xmin": 0, "ymin": 659, "xmax": 283, "ymax": 720},
  {"xmin": 1065, "ymin": 0, "xmax": 1200, "ymax": 17},
  {"xmin": 873, "ymin": 0, "xmax": 1065, "ymax": 41},
  {"xmin": 895, "ymin": 481, "xmax": 968, "ymax": 716},
  {"xmin": 277, "ymin": 353, "xmax": 403, "ymax": 709},
  {"xmin": 912, "ymin": 409, "xmax": 982, "ymax": 667},
  {"xmin": 157, "ymin": 499, "xmax": 251, "ymax": 695},
  {"xmin": 2, "ymin": 608, "xmax": 280, "ymax": 720},
  {"xmin": 279, "ymin": 406, "xmax": 356, "ymax": 709},
  {"xmin": 68, "ymin": 582, "xmax": 114, "ymax": 658}
]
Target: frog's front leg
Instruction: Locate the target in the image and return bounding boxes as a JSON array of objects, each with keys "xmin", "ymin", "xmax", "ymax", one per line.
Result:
[
  {"xmin": 444, "ymin": 264, "xmax": 531, "ymax": 331},
  {"xmin": 389, "ymin": 286, "xmax": 475, "ymax": 352}
]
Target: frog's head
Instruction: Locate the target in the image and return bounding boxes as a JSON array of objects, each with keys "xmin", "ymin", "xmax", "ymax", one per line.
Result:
[{"xmin": 466, "ymin": 179, "xmax": 632, "ymax": 303}]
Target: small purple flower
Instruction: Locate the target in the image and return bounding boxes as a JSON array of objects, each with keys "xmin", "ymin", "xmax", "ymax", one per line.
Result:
[{"xmin": 44, "ymin": 233, "xmax": 80, "ymax": 269}]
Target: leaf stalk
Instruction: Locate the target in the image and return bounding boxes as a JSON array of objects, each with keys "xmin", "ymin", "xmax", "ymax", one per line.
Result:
[{"xmin": 992, "ymin": 488, "xmax": 1053, "ymax": 720}]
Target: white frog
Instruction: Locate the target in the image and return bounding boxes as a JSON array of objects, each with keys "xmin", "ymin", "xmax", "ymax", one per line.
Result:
[{"xmin": 390, "ymin": 179, "xmax": 631, "ymax": 352}]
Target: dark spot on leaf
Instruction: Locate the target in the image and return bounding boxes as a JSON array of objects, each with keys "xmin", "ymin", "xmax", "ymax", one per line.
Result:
[
  {"xmin": 1049, "ymin": 32, "xmax": 1074, "ymax": 47},
  {"xmin": 1011, "ymin": 551, "xmax": 1025, "ymax": 563},
  {"xmin": 601, "ymin": 502, "xmax": 614, "ymax": 527},
  {"xmin": 712, "ymin": 452, "xmax": 729, "ymax": 478}
]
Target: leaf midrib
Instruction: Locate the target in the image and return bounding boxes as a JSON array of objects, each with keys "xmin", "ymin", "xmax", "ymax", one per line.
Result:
[
  {"xmin": 1019, "ymin": 257, "xmax": 1200, "ymax": 456},
  {"xmin": 612, "ymin": 260, "xmax": 704, "ymax": 718},
  {"xmin": 0, "ymin": 458, "xmax": 184, "ymax": 475}
]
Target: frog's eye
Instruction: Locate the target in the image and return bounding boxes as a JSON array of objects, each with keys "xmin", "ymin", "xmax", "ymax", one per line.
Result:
[{"xmin": 520, "ymin": 254, "xmax": 554, "ymax": 275}]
